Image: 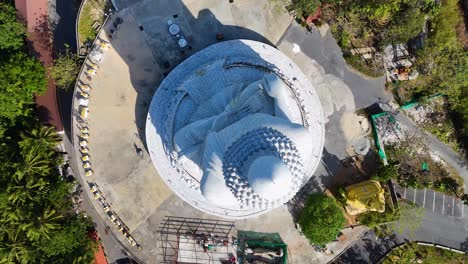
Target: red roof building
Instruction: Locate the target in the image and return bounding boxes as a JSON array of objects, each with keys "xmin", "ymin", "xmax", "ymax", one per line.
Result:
[{"xmin": 15, "ymin": 0, "xmax": 63, "ymax": 131}]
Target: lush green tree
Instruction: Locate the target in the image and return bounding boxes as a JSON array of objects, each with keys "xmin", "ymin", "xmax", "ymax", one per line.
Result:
[
  {"xmin": 0, "ymin": 3, "xmax": 26, "ymax": 51},
  {"xmin": 0, "ymin": 124, "xmax": 97, "ymax": 263},
  {"xmin": 13, "ymin": 146, "xmax": 55, "ymax": 181},
  {"xmin": 0, "ymin": 52, "xmax": 46, "ymax": 120},
  {"xmin": 38, "ymin": 216, "xmax": 97, "ymax": 263},
  {"xmin": 384, "ymin": 1, "xmax": 426, "ymax": 44},
  {"xmin": 298, "ymin": 193, "xmax": 345, "ymax": 245},
  {"xmin": 51, "ymin": 47, "xmax": 80, "ymax": 89},
  {"xmin": 22, "ymin": 208, "xmax": 62, "ymax": 241},
  {"xmin": 0, "ymin": 3, "xmax": 96, "ymax": 261},
  {"xmin": 19, "ymin": 124, "xmax": 62, "ymax": 150},
  {"xmin": 359, "ymin": 209, "xmax": 398, "ymax": 228},
  {"xmin": 0, "ymin": 229, "xmax": 32, "ymax": 264},
  {"xmin": 291, "ymin": 0, "xmax": 320, "ymax": 17}
]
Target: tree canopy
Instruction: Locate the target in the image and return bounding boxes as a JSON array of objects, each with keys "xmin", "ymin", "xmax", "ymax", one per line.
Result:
[
  {"xmin": 324, "ymin": 0, "xmax": 468, "ymax": 148},
  {"xmin": 51, "ymin": 46, "xmax": 80, "ymax": 89},
  {"xmin": 0, "ymin": 2, "xmax": 97, "ymax": 262},
  {"xmin": 0, "ymin": 3, "xmax": 26, "ymax": 51},
  {"xmin": 298, "ymin": 193, "xmax": 345, "ymax": 245},
  {"xmin": 0, "ymin": 52, "xmax": 47, "ymax": 121},
  {"xmin": 291, "ymin": 0, "xmax": 321, "ymax": 17},
  {"xmin": 0, "ymin": 124, "xmax": 97, "ymax": 263}
]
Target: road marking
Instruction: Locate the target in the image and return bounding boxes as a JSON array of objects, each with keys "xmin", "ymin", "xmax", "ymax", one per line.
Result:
[
  {"xmin": 413, "ymin": 188, "xmax": 417, "ymax": 204},
  {"xmin": 403, "ymin": 188, "xmax": 407, "ymax": 199},
  {"xmin": 452, "ymin": 197, "xmax": 455, "ymax": 216},
  {"xmin": 462, "ymin": 203, "xmax": 464, "ymax": 217},
  {"xmin": 423, "ymin": 188, "xmax": 426, "ymax": 207},
  {"xmin": 442, "ymin": 195, "xmax": 445, "ymax": 214},
  {"xmin": 432, "ymin": 191, "xmax": 436, "ymax": 211}
]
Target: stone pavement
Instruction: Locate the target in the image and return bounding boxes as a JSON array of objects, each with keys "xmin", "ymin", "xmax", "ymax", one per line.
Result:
[{"xmin": 70, "ymin": 1, "xmax": 368, "ymax": 263}]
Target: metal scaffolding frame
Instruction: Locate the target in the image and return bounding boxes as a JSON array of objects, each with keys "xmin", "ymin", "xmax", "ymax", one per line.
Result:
[{"xmin": 158, "ymin": 216, "xmax": 236, "ymax": 263}]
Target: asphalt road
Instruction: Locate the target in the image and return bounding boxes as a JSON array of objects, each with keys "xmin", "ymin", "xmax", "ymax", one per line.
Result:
[
  {"xmin": 279, "ymin": 22, "xmax": 468, "ymax": 260},
  {"xmin": 331, "ymin": 230, "xmax": 403, "ymax": 264},
  {"xmin": 394, "ymin": 183, "xmax": 468, "ymax": 250},
  {"xmin": 277, "ymin": 23, "xmax": 388, "ymax": 110}
]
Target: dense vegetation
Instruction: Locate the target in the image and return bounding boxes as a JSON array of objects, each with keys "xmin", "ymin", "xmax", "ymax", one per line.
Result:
[
  {"xmin": 385, "ymin": 136, "xmax": 464, "ymax": 196},
  {"xmin": 322, "ymin": 0, "xmax": 433, "ymax": 49},
  {"xmin": 298, "ymin": 193, "xmax": 345, "ymax": 246},
  {"xmin": 383, "ymin": 242, "xmax": 468, "ymax": 263},
  {"xmin": 317, "ymin": 0, "xmax": 467, "ymax": 150},
  {"xmin": 0, "ymin": 2, "xmax": 96, "ymax": 262}
]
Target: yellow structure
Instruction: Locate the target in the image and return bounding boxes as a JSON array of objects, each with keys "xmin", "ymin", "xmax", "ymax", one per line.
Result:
[{"xmin": 345, "ymin": 180, "xmax": 385, "ymax": 215}]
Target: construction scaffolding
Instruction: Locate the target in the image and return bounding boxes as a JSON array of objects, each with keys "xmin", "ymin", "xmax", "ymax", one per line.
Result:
[{"xmin": 158, "ymin": 216, "xmax": 237, "ymax": 264}]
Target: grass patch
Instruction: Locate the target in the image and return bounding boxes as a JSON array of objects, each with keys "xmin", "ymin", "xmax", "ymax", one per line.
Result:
[
  {"xmin": 423, "ymin": 119, "xmax": 460, "ymax": 153},
  {"xmin": 343, "ymin": 54, "xmax": 384, "ymax": 78},
  {"xmin": 383, "ymin": 242, "xmax": 468, "ymax": 264},
  {"xmin": 77, "ymin": 0, "xmax": 107, "ymax": 47}
]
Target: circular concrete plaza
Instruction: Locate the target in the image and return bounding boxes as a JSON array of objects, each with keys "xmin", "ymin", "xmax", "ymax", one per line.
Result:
[
  {"xmin": 146, "ymin": 39, "xmax": 324, "ymax": 218},
  {"xmin": 71, "ymin": 1, "xmax": 368, "ymax": 262}
]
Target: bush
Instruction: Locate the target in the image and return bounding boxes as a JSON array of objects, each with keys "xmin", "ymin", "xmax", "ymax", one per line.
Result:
[
  {"xmin": 290, "ymin": 0, "xmax": 320, "ymax": 17},
  {"xmin": 371, "ymin": 164, "xmax": 399, "ymax": 182},
  {"xmin": 359, "ymin": 209, "xmax": 399, "ymax": 229},
  {"xmin": 298, "ymin": 193, "xmax": 345, "ymax": 246},
  {"xmin": 335, "ymin": 185, "xmax": 347, "ymax": 206},
  {"xmin": 51, "ymin": 47, "xmax": 80, "ymax": 89}
]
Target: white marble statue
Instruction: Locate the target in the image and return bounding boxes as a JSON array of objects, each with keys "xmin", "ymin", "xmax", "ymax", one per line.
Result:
[
  {"xmin": 173, "ymin": 74, "xmax": 313, "ymax": 209},
  {"xmin": 146, "ymin": 40, "xmax": 324, "ymax": 218}
]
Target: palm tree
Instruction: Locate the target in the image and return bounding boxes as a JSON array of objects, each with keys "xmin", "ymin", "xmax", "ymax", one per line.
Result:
[
  {"xmin": 6, "ymin": 177, "xmax": 47, "ymax": 206},
  {"xmin": 22, "ymin": 207, "xmax": 62, "ymax": 241},
  {"xmin": 19, "ymin": 125, "xmax": 61, "ymax": 150},
  {"xmin": 0, "ymin": 228, "xmax": 31, "ymax": 264},
  {"xmin": 0, "ymin": 206, "xmax": 25, "ymax": 225},
  {"xmin": 13, "ymin": 145, "xmax": 53, "ymax": 181}
]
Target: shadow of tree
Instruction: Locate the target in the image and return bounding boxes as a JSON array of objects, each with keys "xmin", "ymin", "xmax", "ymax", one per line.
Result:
[
  {"xmin": 460, "ymin": 237, "xmax": 468, "ymax": 253},
  {"xmin": 332, "ymin": 230, "xmax": 402, "ymax": 264}
]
